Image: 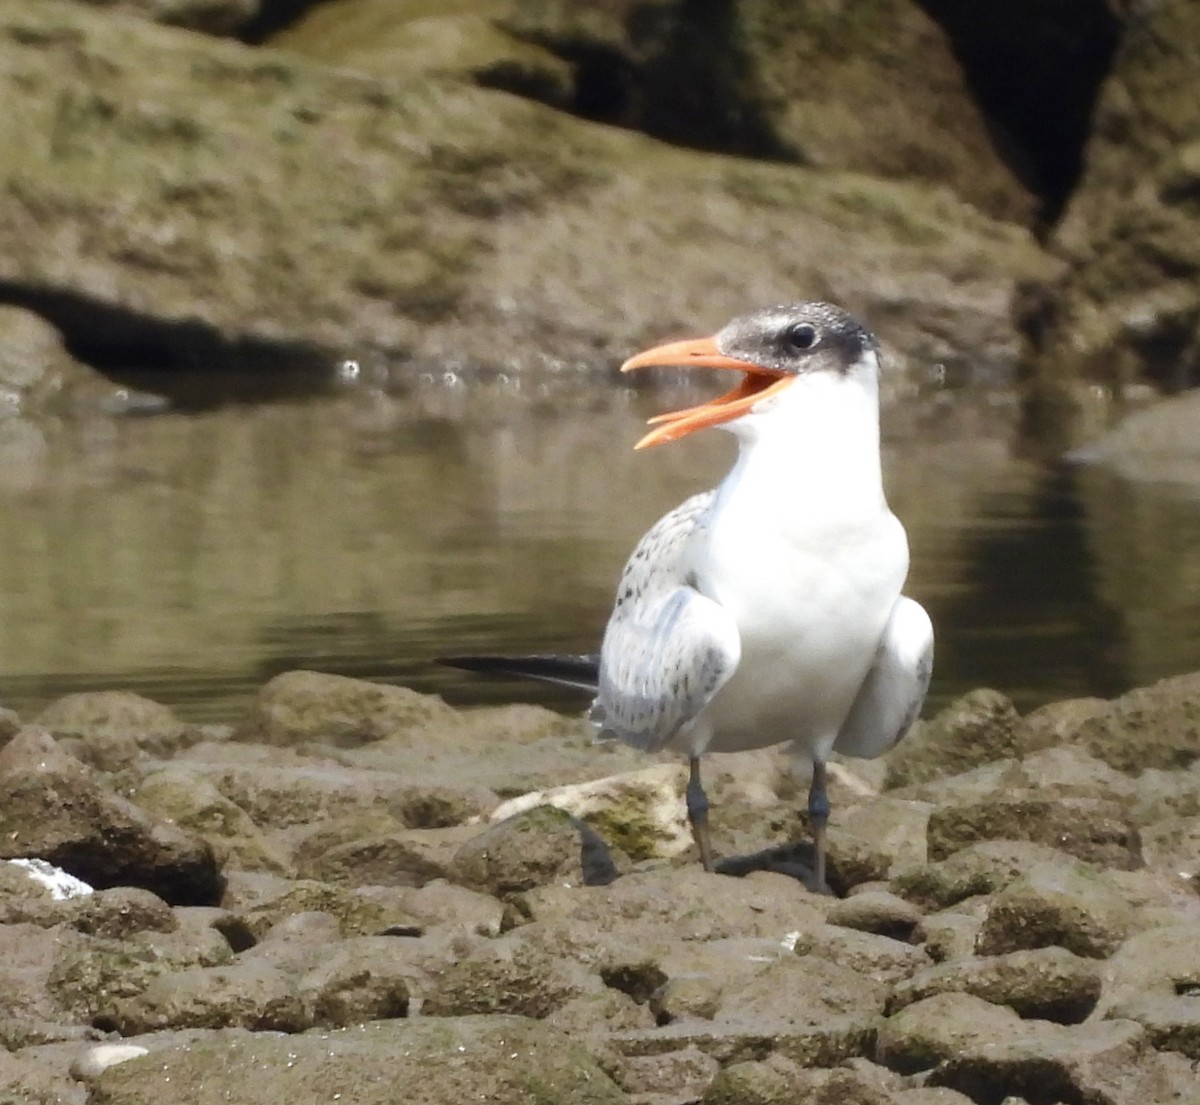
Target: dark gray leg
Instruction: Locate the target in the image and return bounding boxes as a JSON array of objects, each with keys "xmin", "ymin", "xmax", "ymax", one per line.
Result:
[
  {"xmin": 808, "ymin": 760, "xmax": 831, "ymax": 893},
  {"xmin": 686, "ymin": 755, "xmax": 715, "ymax": 872}
]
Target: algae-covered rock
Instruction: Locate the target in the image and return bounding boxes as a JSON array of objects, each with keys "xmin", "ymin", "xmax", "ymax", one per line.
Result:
[{"xmin": 453, "ymin": 805, "xmax": 594, "ymax": 895}]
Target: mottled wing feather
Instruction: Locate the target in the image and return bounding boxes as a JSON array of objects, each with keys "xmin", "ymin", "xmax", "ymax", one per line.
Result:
[{"xmin": 592, "ymin": 493, "xmax": 740, "ymax": 751}]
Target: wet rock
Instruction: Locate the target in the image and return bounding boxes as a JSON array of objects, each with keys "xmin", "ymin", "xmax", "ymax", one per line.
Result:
[
  {"xmin": 926, "ymin": 794, "xmax": 1141, "ymax": 868},
  {"xmin": 892, "ymin": 841, "xmax": 1072, "ymax": 910},
  {"xmin": 296, "ymin": 938, "xmax": 411, "ymax": 1027},
  {"xmin": 454, "ymin": 806, "xmax": 598, "ymax": 895},
  {"xmin": 975, "ymin": 861, "xmax": 1137, "ymax": 958},
  {"xmin": 876, "ymin": 991, "xmax": 1027, "ymax": 1074},
  {"xmin": 884, "ymin": 690, "xmax": 1021, "ymax": 790},
  {"xmin": 928, "ymin": 1017, "xmax": 1186, "ymax": 1105},
  {"xmin": 0, "ymin": 729, "xmax": 223, "ymax": 906},
  {"xmin": 241, "ymin": 671, "xmax": 459, "ymax": 748},
  {"xmin": 91, "ymin": 1016, "xmax": 628, "ymax": 1104},
  {"xmin": 827, "ymin": 890, "xmax": 924, "ymax": 941},
  {"xmin": 103, "ymin": 961, "xmax": 309, "ymax": 1034},
  {"xmin": 1069, "ymin": 672, "xmax": 1200, "ymax": 774},
  {"xmin": 889, "ymin": 946, "xmax": 1102, "ymax": 1024},
  {"xmin": 36, "ymin": 691, "xmax": 190, "ymax": 771}
]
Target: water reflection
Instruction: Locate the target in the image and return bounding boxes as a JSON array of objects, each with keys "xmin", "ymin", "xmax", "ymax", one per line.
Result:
[{"xmin": 0, "ymin": 379, "xmax": 1195, "ymax": 723}]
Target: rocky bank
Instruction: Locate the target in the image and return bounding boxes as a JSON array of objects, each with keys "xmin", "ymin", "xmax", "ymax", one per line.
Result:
[
  {"xmin": 0, "ymin": 0, "xmax": 1196, "ymax": 450},
  {"xmin": 0, "ymin": 669, "xmax": 1198, "ymax": 1103}
]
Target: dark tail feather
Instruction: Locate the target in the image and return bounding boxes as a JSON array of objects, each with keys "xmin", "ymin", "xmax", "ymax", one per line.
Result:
[{"xmin": 438, "ymin": 653, "xmax": 600, "ymax": 694}]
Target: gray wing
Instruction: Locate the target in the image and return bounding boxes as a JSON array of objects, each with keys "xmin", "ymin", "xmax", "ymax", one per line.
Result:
[
  {"xmin": 833, "ymin": 596, "xmax": 934, "ymax": 760},
  {"xmin": 591, "ymin": 493, "xmax": 741, "ymax": 752}
]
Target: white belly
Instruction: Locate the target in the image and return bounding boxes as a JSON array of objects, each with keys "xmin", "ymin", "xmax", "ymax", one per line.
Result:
[{"xmin": 688, "ymin": 506, "xmax": 909, "ymax": 757}]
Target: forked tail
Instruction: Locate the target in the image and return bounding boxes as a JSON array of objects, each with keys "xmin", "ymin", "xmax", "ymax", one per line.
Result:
[{"xmin": 437, "ymin": 653, "xmax": 600, "ymax": 693}]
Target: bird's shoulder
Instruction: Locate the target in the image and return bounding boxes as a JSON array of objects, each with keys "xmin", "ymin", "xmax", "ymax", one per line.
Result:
[{"xmin": 612, "ymin": 490, "xmax": 714, "ymax": 609}]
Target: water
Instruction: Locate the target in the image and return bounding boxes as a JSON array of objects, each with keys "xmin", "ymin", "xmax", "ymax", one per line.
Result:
[{"xmin": 0, "ymin": 375, "xmax": 1198, "ymax": 724}]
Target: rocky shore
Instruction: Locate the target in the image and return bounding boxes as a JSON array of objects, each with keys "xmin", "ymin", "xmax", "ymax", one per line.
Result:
[{"xmin": 0, "ymin": 669, "xmax": 1197, "ymax": 1103}]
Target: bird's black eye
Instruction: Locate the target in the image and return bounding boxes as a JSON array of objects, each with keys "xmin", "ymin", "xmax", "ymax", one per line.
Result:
[{"xmin": 785, "ymin": 322, "xmax": 818, "ymax": 351}]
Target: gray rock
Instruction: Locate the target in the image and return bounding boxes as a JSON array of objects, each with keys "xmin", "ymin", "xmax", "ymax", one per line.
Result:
[
  {"xmin": 1094, "ymin": 923, "xmax": 1200, "ymax": 1021},
  {"xmin": 102, "ymin": 961, "xmax": 309, "ymax": 1034},
  {"xmin": 876, "ymin": 991, "xmax": 1027, "ymax": 1074},
  {"xmin": 0, "ymin": 729, "xmax": 223, "ymax": 906},
  {"xmin": 888, "ymin": 946, "xmax": 1102, "ymax": 1024},
  {"xmin": 976, "ymin": 861, "xmax": 1138, "ymax": 958},
  {"xmin": 892, "ymin": 841, "xmax": 1072, "ymax": 910},
  {"xmin": 91, "ymin": 1016, "xmax": 629, "ymax": 1104},
  {"xmin": 297, "ymin": 938, "xmax": 411, "ymax": 1027},
  {"xmin": 826, "ymin": 889, "xmax": 924, "ymax": 941},
  {"xmin": 794, "ymin": 925, "xmax": 931, "ymax": 987},
  {"xmin": 702, "ymin": 1057, "xmax": 895, "ymax": 1105},
  {"xmin": 929, "ymin": 1017, "xmax": 1188, "ymax": 1105},
  {"xmin": 914, "ymin": 912, "xmax": 982, "ymax": 964}
]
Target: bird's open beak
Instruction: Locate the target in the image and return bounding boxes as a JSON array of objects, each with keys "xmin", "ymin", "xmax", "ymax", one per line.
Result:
[{"xmin": 620, "ymin": 336, "xmax": 792, "ymax": 449}]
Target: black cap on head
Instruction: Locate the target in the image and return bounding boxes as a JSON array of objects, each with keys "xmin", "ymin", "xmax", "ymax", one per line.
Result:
[{"xmin": 715, "ymin": 302, "xmax": 877, "ymax": 375}]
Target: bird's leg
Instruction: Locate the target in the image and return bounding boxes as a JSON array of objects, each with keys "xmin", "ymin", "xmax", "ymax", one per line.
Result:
[
  {"xmin": 686, "ymin": 755, "xmax": 715, "ymax": 872},
  {"xmin": 808, "ymin": 760, "xmax": 831, "ymax": 893}
]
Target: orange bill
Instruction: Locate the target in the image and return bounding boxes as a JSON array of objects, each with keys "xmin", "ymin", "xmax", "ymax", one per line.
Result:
[{"xmin": 620, "ymin": 336, "xmax": 791, "ymax": 449}]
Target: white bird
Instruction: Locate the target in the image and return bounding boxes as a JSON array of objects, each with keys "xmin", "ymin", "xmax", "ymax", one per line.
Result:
[{"xmin": 447, "ymin": 302, "xmax": 933, "ymax": 892}]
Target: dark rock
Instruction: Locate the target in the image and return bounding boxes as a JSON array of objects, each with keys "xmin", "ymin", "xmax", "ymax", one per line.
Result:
[
  {"xmin": 884, "ymin": 690, "xmax": 1021, "ymax": 790},
  {"xmin": 975, "ymin": 860, "xmax": 1137, "ymax": 958},
  {"xmin": 0, "ymin": 729, "xmax": 223, "ymax": 906},
  {"xmin": 889, "ymin": 946, "xmax": 1103, "ymax": 1024},
  {"xmin": 876, "ymin": 991, "xmax": 1027, "ymax": 1074}
]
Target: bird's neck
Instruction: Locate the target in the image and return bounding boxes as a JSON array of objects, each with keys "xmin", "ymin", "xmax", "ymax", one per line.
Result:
[{"xmin": 719, "ymin": 369, "xmax": 886, "ymax": 518}]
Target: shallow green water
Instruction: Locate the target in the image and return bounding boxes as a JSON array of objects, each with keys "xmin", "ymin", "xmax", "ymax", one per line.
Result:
[{"xmin": 0, "ymin": 375, "xmax": 1197, "ymax": 724}]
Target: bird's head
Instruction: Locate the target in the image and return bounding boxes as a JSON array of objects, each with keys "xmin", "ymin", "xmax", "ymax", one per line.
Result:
[{"xmin": 621, "ymin": 302, "xmax": 879, "ymax": 449}]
